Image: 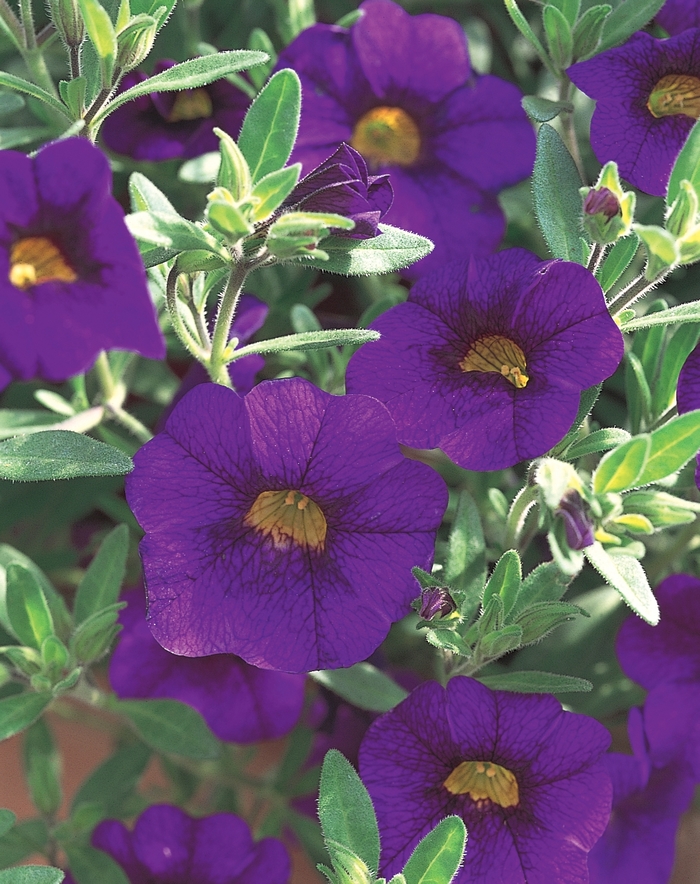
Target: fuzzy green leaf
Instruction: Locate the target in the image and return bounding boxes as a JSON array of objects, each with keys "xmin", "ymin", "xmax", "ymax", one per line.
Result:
[{"xmin": 0, "ymin": 431, "xmax": 133, "ymax": 481}]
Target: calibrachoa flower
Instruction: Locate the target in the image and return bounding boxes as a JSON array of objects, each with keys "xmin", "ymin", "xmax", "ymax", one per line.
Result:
[
  {"xmin": 568, "ymin": 29, "xmax": 700, "ymax": 196},
  {"xmin": 0, "ymin": 138, "xmax": 163, "ymax": 389},
  {"xmin": 588, "ymin": 706, "xmax": 696, "ymax": 884},
  {"xmin": 346, "ymin": 249, "xmax": 624, "ymax": 472},
  {"xmin": 109, "ymin": 589, "xmax": 306, "ymax": 743},
  {"xmin": 280, "ymin": 143, "xmax": 393, "ymax": 238},
  {"xmin": 125, "ymin": 377, "xmax": 447, "ymax": 672},
  {"xmin": 358, "ymin": 677, "xmax": 612, "ymax": 883},
  {"xmin": 88, "ymin": 804, "xmax": 290, "ymax": 883},
  {"xmin": 101, "ymin": 60, "xmax": 249, "ymax": 161},
  {"xmin": 275, "ymin": 0, "xmax": 534, "ymax": 274},
  {"xmin": 657, "ymin": 0, "xmax": 700, "ymax": 36}
]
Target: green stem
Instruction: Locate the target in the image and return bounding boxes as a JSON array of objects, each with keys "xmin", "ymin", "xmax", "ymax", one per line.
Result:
[
  {"xmin": 209, "ymin": 258, "xmax": 248, "ymax": 385},
  {"xmin": 587, "ymin": 242, "xmax": 607, "ymax": 275},
  {"xmin": 166, "ymin": 265, "xmax": 210, "ymax": 361},
  {"xmin": 93, "ymin": 350, "xmax": 153, "ymax": 444},
  {"xmin": 19, "ymin": 0, "xmax": 35, "ymax": 48},
  {"xmin": 558, "ymin": 79, "xmax": 585, "ymax": 183},
  {"xmin": 607, "ymin": 271, "xmax": 666, "ymax": 315},
  {"xmin": 69, "ymin": 42, "xmax": 82, "ymax": 79},
  {"xmin": 94, "ymin": 351, "xmax": 116, "ymax": 401},
  {"xmin": 107, "ymin": 404, "xmax": 153, "ymax": 444},
  {"xmin": 504, "ymin": 485, "xmax": 539, "ymax": 550}
]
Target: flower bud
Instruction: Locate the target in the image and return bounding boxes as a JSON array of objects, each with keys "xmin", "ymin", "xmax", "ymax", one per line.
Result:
[
  {"xmin": 580, "ymin": 161, "xmax": 635, "ymax": 243},
  {"xmin": 419, "ymin": 586, "xmax": 457, "ymax": 621},
  {"xmin": 555, "ymin": 489, "xmax": 595, "ymax": 550},
  {"xmin": 666, "ymin": 179, "xmax": 698, "ymax": 238},
  {"xmin": 49, "ymin": 0, "xmax": 85, "ymax": 49},
  {"xmin": 116, "ymin": 14, "xmax": 158, "ymax": 73}
]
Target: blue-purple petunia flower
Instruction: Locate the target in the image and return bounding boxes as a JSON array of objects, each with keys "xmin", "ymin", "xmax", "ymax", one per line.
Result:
[
  {"xmin": 101, "ymin": 60, "xmax": 249, "ymax": 161},
  {"xmin": 280, "ymin": 143, "xmax": 393, "ymax": 239},
  {"xmin": 346, "ymin": 248, "xmax": 624, "ymax": 472},
  {"xmin": 568, "ymin": 29, "xmax": 700, "ymax": 196},
  {"xmin": 275, "ymin": 0, "xmax": 534, "ymax": 274},
  {"xmin": 0, "ymin": 138, "xmax": 164, "ymax": 390},
  {"xmin": 358, "ymin": 677, "xmax": 612, "ymax": 884},
  {"xmin": 125, "ymin": 377, "xmax": 447, "ymax": 672},
  {"xmin": 87, "ymin": 804, "xmax": 289, "ymax": 884},
  {"xmin": 588, "ymin": 705, "xmax": 696, "ymax": 884},
  {"xmin": 657, "ymin": 0, "xmax": 700, "ymax": 36},
  {"xmin": 109, "ymin": 588, "xmax": 306, "ymax": 743}
]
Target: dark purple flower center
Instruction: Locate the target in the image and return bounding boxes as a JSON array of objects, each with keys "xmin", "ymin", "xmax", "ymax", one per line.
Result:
[
  {"xmin": 351, "ymin": 106, "xmax": 421, "ymax": 168},
  {"xmin": 244, "ymin": 489, "xmax": 327, "ymax": 551},
  {"xmin": 167, "ymin": 88, "xmax": 214, "ymax": 122},
  {"xmin": 459, "ymin": 334, "xmax": 529, "ymax": 389},
  {"xmin": 443, "ymin": 760, "xmax": 520, "ymax": 808},
  {"xmin": 647, "ymin": 73, "xmax": 700, "ymax": 119},
  {"xmin": 9, "ymin": 236, "xmax": 78, "ymax": 290}
]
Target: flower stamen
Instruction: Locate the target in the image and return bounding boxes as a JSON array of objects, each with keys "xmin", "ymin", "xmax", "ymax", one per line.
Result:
[
  {"xmin": 244, "ymin": 489, "xmax": 327, "ymax": 551},
  {"xmin": 168, "ymin": 89, "xmax": 214, "ymax": 122},
  {"xmin": 9, "ymin": 236, "xmax": 78, "ymax": 290},
  {"xmin": 647, "ymin": 74, "xmax": 700, "ymax": 119},
  {"xmin": 352, "ymin": 106, "xmax": 421, "ymax": 167},
  {"xmin": 444, "ymin": 760, "xmax": 519, "ymax": 807},
  {"xmin": 459, "ymin": 334, "xmax": 529, "ymax": 388}
]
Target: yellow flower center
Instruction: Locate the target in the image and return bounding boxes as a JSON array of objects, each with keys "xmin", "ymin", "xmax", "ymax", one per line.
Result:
[
  {"xmin": 244, "ymin": 490, "xmax": 327, "ymax": 552},
  {"xmin": 459, "ymin": 334, "xmax": 529, "ymax": 389},
  {"xmin": 647, "ymin": 74, "xmax": 700, "ymax": 119},
  {"xmin": 443, "ymin": 760, "xmax": 519, "ymax": 808},
  {"xmin": 351, "ymin": 106, "xmax": 421, "ymax": 167},
  {"xmin": 9, "ymin": 236, "xmax": 78, "ymax": 290},
  {"xmin": 168, "ymin": 88, "xmax": 214, "ymax": 122}
]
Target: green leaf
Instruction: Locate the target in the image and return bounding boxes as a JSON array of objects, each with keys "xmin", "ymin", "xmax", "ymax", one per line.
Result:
[
  {"xmin": 597, "ymin": 0, "xmax": 666, "ymax": 53},
  {"xmin": 92, "ymin": 50, "xmax": 267, "ymax": 125},
  {"xmin": 503, "ymin": 0, "xmax": 557, "ymax": 77},
  {"xmin": 592, "ymin": 435, "xmax": 651, "ymax": 494},
  {"xmin": 542, "ymin": 4, "xmax": 573, "ymax": 68},
  {"xmin": 72, "ymin": 742, "xmax": 150, "ymax": 814},
  {"xmin": 483, "ymin": 550, "xmax": 521, "ymax": 618},
  {"xmin": 620, "ymin": 299, "xmax": 700, "ymax": 331},
  {"xmin": 78, "ymin": 0, "xmax": 117, "ymax": 84},
  {"xmin": 565, "ymin": 427, "xmax": 632, "ymax": 460},
  {"xmin": 238, "ymin": 69, "xmax": 301, "ymax": 184},
  {"xmin": 64, "ymin": 845, "xmax": 129, "ymax": 884},
  {"xmin": 116, "ymin": 698, "xmax": 220, "ymax": 759},
  {"xmin": 130, "ymin": 0, "xmax": 176, "ymax": 28},
  {"xmin": 0, "ymin": 127, "xmax": 52, "ymax": 149},
  {"xmin": 572, "ymin": 4, "xmax": 612, "ymax": 60},
  {"xmin": 23, "ymin": 719, "xmax": 62, "ymax": 817},
  {"xmin": 654, "ymin": 324, "xmax": 700, "ymax": 416},
  {"xmin": 584, "ymin": 543, "xmax": 658, "ymax": 623},
  {"xmin": 74, "ymin": 524, "xmax": 129, "ymax": 624},
  {"xmin": 521, "ymin": 95, "xmax": 573, "ymax": 122},
  {"xmin": 443, "ymin": 490, "xmax": 486, "ymax": 617},
  {"xmin": 318, "ymin": 750, "xmax": 380, "ymax": 875},
  {"xmin": 0, "ymin": 74, "xmax": 71, "ymax": 120},
  {"xmin": 551, "ymin": 384, "xmax": 602, "ymax": 456},
  {"xmin": 0, "ymin": 547, "xmax": 71, "ymax": 642},
  {"xmin": 667, "ymin": 119, "xmax": 700, "ymax": 209},
  {"xmin": 178, "ymin": 151, "xmax": 220, "ymax": 183},
  {"xmin": 402, "ymin": 816, "xmax": 466, "ymax": 884},
  {"xmin": 533, "ymin": 124, "xmax": 586, "ymax": 264},
  {"xmin": 625, "ymin": 351, "xmax": 651, "ymax": 434},
  {"xmin": 310, "ymin": 663, "xmax": 408, "ymax": 713},
  {"xmin": 5, "ymin": 564, "xmax": 54, "ymax": 650},
  {"xmin": 0, "ymin": 820, "xmax": 48, "ymax": 868},
  {"xmin": 0, "ymin": 431, "xmax": 133, "ymax": 481},
  {"xmin": 0, "ymin": 693, "xmax": 51, "ymax": 742},
  {"xmin": 636, "ymin": 410, "xmax": 700, "ymax": 485},
  {"xmin": 597, "ymin": 234, "xmax": 639, "ymax": 293},
  {"xmin": 0, "ymin": 810, "xmax": 15, "ymax": 839},
  {"xmin": 251, "ymin": 163, "xmax": 301, "ymax": 220},
  {"xmin": 0, "ymin": 410, "xmax": 63, "ymax": 440},
  {"xmin": 126, "ymin": 211, "xmax": 230, "ymax": 260},
  {"xmin": 231, "ymin": 328, "xmax": 379, "ymax": 359},
  {"xmin": 128, "ymin": 172, "xmax": 177, "ymax": 215},
  {"xmin": 510, "ymin": 562, "xmax": 570, "ymax": 619},
  {"xmin": 0, "ymin": 868, "xmax": 64, "ymax": 884},
  {"xmin": 300, "ymin": 224, "xmax": 433, "ymax": 276},
  {"xmin": 0, "ymin": 92, "xmax": 24, "ymax": 115},
  {"xmin": 478, "ymin": 670, "xmax": 592, "ymax": 693},
  {"xmin": 69, "ymin": 601, "xmax": 124, "ymax": 664}
]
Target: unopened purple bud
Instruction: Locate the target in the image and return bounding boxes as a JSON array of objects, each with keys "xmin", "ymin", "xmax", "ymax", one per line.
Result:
[
  {"xmin": 583, "ymin": 186, "xmax": 620, "ymax": 219},
  {"xmin": 555, "ymin": 489, "xmax": 595, "ymax": 550},
  {"xmin": 419, "ymin": 587, "xmax": 457, "ymax": 620}
]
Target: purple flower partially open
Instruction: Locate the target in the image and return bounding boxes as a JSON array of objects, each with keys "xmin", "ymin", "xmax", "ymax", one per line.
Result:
[
  {"xmin": 109, "ymin": 589, "xmax": 305, "ymax": 743},
  {"xmin": 568, "ymin": 29, "xmax": 700, "ymax": 196},
  {"xmin": 0, "ymin": 138, "xmax": 164, "ymax": 390},
  {"xmin": 346, "ymin": 249, "xmax": 624, "ymax": 471},
  {"xmin": 358, "ymin": 677, "xmax": 612, "ymax": 883},
  {"xmin": 275, "ymin": 0, "xmax": 534, "ymax": 274},
  {"xmin": 657, "ymin": 0, "xmax": 700, "ymax": 36},
  {"xmin": 281, "ymin": 143, "xmax": 393, "ymax": 238},
  {"xmin": 90, "ymin": 804, "xmax": 289, "ymax": 884},
  {"xmin": 125, "ymin": 377, "xmax": 447, "ymax": 672},
  {"xmin": 101, "ymin": 60, "xmax": 249, "ymax": 161}
]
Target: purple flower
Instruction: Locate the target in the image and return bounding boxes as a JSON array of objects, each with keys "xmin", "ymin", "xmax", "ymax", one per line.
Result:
[
  {"xmin": 0, "ymin": 138, "xmax": 164, "ymax": 390},
  {"xmin": 676, "ymin": 340, "xmax": 700, "ymax": 486},
  {"xmin": 346, "ymin": 249, "xmax": 624, "ymax": 472},
  {"xmin": 125, "ymin": 377, "xmax": 447, "ymax": 672},
  {"xmin": 588, "ymin": 705, "xmax": 696, "ymax": 884},
  {"xmin": 418, "ymin": 586, "xmax": 457, "ymax": 620},
  {"xmin": 616, "ymin": 573, "xmax": 700, "ymax": 689},
  {"xmin": 109, "ymin": 588, "xmax": 305, "ymax": 743},
  {"xmin": 358, "ymin": 677, "xmax": 612, "ymax": 883},
  {"xmin": 657, "ymin": 0, "xmax": 700, "ymax": 36},
  {"xmin": 89, "ymin": 804, "xmax": 289, "ymax": 883},
  {"xmin": 281, "ymin": 143, "xmax": 393, "ymax": 238},
  {"xmin": 275, "ymin": 0, "xmax": 534, "ymax": 274},
  {"xmin": 556, "ymin": 489, "xmax": 595, "ymax": 550},
  {"xmin": 101, "ymin": 60, "xmax": 249, "ymax": 161},
  {"xmin": 568, "ymin": 29, "xmax": 700, "ymax": 196}
]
